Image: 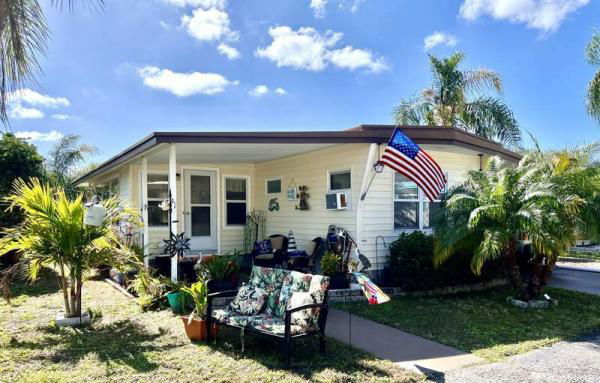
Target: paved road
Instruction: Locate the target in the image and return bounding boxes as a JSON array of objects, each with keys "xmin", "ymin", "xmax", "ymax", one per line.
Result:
[
  {"xmin": 549, "ymin": 267, "xmax": 600, "ymax": 295},
  {"xmin": 442, "ymin": 334, "xmax": 600, "ymax": 383}
]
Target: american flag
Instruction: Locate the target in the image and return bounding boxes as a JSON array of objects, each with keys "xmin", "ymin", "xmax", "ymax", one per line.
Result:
[{"xmin": 381, "ymin": 128, "xmax": 447, "ymax": 202}]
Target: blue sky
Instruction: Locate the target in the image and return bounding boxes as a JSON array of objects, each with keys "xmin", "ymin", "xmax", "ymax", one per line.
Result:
[{"xmin": 6, "ymin": 0, "xmax": 600, "ymax": 161}]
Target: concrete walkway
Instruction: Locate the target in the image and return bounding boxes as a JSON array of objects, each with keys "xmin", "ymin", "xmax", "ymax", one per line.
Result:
[
  {"xmin": 325, "ymin": 308, "xmax": 484, "ymax": 374},
  {"xmin": 549, "ymin": 267, "xmax": 600, "ymax": 295}
]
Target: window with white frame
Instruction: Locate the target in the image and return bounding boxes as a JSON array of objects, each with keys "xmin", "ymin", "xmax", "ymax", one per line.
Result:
[
  {"xmin": 147, "ymin": 174, "xmax": 169, "ymax": 227},
  {"xmin": 225, "ymin": 177, "xmax": 248, "ymax": 226},
  {"xmin": 96, "ymin": 177, "xmax": 119, "ymax": 200},
  {"xmin": 394, "ymin": 173, "xmax": 444, "ymax": 230},
  {"xmin": 329, "ymin": 169, "xmax": 351, "ymax": 191},
  {"xmin": 266, "ymin": 178, "xmax": 282, "ymax": 194}
]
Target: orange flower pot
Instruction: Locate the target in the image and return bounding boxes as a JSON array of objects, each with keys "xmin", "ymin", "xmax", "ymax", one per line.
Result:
[{"xmin": 181, "ymin": 316, "xmax": 218, "ymax": 342}]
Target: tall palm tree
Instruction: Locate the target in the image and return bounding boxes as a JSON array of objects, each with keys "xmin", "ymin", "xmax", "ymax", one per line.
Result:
[
  {"xmin": 586, "ymin": 32, "xmax": 600, "ymax": 122},
  {"xmin": 434, "ymin": 146, "xmax": 600, "ymax": 300},
  {"xmin": 394, "ymin": 52, "xmax": 521, "ymax": 147},
  {"xmin": 0, "ymin": 0, "xmax": 103, "ymax": 127},
  {"xmin": 45, "ymin": 133, "xmax": 97, "ymax": 197},
  {"xmin": 0, "ymin": 178, "xmax": 140, "ymax": 316}
]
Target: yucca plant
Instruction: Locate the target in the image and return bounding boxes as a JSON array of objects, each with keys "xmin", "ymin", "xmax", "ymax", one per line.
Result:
[{"xmin": 0, "ymin": 178, "xmax": 140, "ymax": 318}]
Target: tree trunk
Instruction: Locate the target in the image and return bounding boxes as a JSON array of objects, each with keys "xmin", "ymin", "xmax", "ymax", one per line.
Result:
[
  {"xmin": 59, "ymin": 262, "xmax": 72, "ymax": 317},
  {"xmin": 68, "ymin": 271, "xmax": 83, "ymax": 318},
  {"xmin": 504, "ymin": 238, "xmax": 528, "ymax": 300}
]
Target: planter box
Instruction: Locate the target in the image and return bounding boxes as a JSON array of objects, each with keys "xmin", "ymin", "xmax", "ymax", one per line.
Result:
[{"xmin": 56, "ymin": 312, "xmax": 91, "ymax": 327}]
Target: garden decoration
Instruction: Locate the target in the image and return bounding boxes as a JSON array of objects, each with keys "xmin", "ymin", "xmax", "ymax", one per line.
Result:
[
  {"xmin": 295, "ymin": 185, "xmax": 309, "ymax": 210},
  {"xmin": 268, "ymin": 197, "xmax": 280, "ymax": 212},
  {"xmin": 347, "ymin": 272, "xmax": 390, "ymax": 346},
  {"xmin": 287, "ymin": 178, "xmax": 297, "ymax": 201},
  {"xmin": 83, "ymin": 195, "xmax": 106, "ymax": 227},
  {"xmin": 287, "ymin": 230, "xmax": 297, "ymax": 250},
  {"xmin": 163, "ymin": 232, "xmax": 191, "ymax": 258}
]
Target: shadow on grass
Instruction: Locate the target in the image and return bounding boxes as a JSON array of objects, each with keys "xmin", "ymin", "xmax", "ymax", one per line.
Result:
[
  {"xmin": 4, "ymin": 267, "xmax": 62, "ymax": 302},
  {"xmin": 8, "ymin": 319, "xmax": 171, "ymax": 372},
  {"xmin": 204, "ymin": 326, "xmax": 404, "ymax": 381}
]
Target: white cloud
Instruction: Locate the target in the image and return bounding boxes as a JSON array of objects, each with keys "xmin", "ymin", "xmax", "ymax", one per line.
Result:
[
  {"xmin": 52, "ymin": 114, "xmax": 76, "ymax": 120},
  {"xmin": 459, "ymin": 0, "xmax": 590, "ymax": 32},
  {"xmin": 424, "ymin": 32, "xmax": 458, "ymax": 50},
  {"xmin": 137, "ymin": 66, "xmax": 238, "ymax": 96},
  {"xmin": 310, "ymin": 0, "xmax": 367, "ymax": 18},
  {"xmin": 181, "ymin": 7, "xmax": 238, "ymax": 42},
  {"xmin": 218, "ymin": 43, "xmax": 241, "ymax": 59},
  {"xmin": 8, "ymin": 105, "xmax": 44, "ymax": 119},
  {"xmin": 160, "ymin": 21, "xmax": 171, "ymax": 30},
  {"xmin": 255, "ymin": 26, "xmax": 388, "ymax": 73},
  {"xmin": 6, "ymin": 88, "xmax": 70, "ymax": 119},
  {"xmin": 9, "ymin": 88, "xmax": 69, "ymax": 109},
  {"xmin": 249, "ymin": 85, "xmax": 269, "ymax": 97},
  {"xmin": 163, "ymin": 0, "xmax": 226, "ymax": 9},
  {"xmin": 310, "ymin": 0, "xmax": 328, "ymax": 18},
  {"xmin": 14, "ymin": 130, "xmax": 64, "ymax": 142},
  {"xmin": 274, "ymin": 87, "xmax": 287, "ymax": 95}
]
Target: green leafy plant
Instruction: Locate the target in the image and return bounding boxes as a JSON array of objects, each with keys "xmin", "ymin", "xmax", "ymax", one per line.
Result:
[
  {"xmin": 181, "ymin": 279, "xmax": 208, "ymax": 323},
  {"xmin": 0, "ymin": 179, "xmax": 140, "ymax": 317},
  {"xmin": 321, "ymin": 251, "xmax": 341, "ymax": 277},
  {"xmin": 129, "ymin": 268, "xmax": 168, "ymax": 311},
  {"xmin": 199, "ymin": 254, "xmax": 239, "ymax": 281}
]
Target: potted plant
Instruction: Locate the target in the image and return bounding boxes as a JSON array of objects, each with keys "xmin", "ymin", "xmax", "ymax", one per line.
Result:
[
  {"xmin": 0, "ymin": 179, "xmax": 140, "ymax": 325},
  {"xmin": 164, "ymin": 279, "xmax": 187, "ymax": 314},
  {"xmin": 198, "ymin": 254, "xmax": 239, "ymax": 292},
  {"xmin": 180, "ymin": 279, "xmax": 217, "ymax": 341},
  {"xmin": 321, "ymin": 251, "xmax": 349, "ymax": 289}
]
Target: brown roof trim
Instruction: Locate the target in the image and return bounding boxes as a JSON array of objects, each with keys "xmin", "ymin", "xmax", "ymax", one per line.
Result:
[{"xmin": 74, "ymin": 125, "xmax": 521, "ymax": 184}]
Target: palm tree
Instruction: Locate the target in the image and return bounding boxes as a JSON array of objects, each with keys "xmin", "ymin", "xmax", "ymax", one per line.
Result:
[
  {"xmin": 45, "ymin": 134, "xmax": 97, "ymax": 197},
  {"xmin": 0, "ymin": 0, "xmax": 103, "ymax": 127},
  {"xmin": 0, "ymin": 178, "xmax": 139, "ymax": 317},
  {"xmin": 394, "ymin": 52, "xmax": 521, "ymax": 147},
  {"xmin": 433, "ymin": 152, "xmax": 591, "ymax": 300},
  {"xmin": 586, "ymin": 33, "xmax": 600, "ymax": 122}
]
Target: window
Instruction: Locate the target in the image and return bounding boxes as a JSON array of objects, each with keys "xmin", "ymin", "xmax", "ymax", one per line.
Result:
[
  {"xmin": 147, "ymin": 174, "xmax": 169, "ymax": 227},
  {"xmin": 394, "ymin": 173, "xmax": 444, "ymax": 230},
  {"xmin": 329, "ymin": 170, "xmax": 351, "ymax": 191},
  {"xmin": 96, "ymin": 177, "xmax": 119, "ymax": 199},
  {"xmin": 266, "ymin": 178, "xmax": 281, "ymax": 194},
  {"xmin": 225, "ymin": 177, "xmax": 247, "ymax": 226}
]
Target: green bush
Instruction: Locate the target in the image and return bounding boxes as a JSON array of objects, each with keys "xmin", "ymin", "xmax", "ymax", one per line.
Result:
[{"xmin": 387, "ymin": 231, "xmax": 503, "ymax": 291}]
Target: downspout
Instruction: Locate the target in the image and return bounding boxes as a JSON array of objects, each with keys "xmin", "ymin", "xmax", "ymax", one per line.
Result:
[{"xmin": 355, "ymin": 144, "xmax": 379, "ymax": 256}]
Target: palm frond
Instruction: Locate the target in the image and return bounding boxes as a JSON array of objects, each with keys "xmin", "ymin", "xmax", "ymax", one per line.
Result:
[
  {"xmin": 459, "ymin": 96, "xmax": 521, "ymax": 147},
  {"xmin": 463, "ymin": 68, "xmax": 503, "ymax": 95},
  {"xmin": 586, "ymin": 32, "xmax": 600, "ymax": 65},
  {"xmin": 393, "ymin": 96, "xmax": 432, "ymax": 126},
  {"xmin": 586, "ymin": 70, "xmax": 600, "ymax": 122}
]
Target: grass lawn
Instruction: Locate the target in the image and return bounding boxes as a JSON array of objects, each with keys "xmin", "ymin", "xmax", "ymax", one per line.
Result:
[
  {"xmin": 0, "ymin": 269, "xmax": 419, "ymax": 383},
  {"xmin": 335, "ymin": 287, "xmax": 600, "ymax": 362},
  {"xmin": 561, "ymin": 251, "xmax": 600, "ymax": 261}
]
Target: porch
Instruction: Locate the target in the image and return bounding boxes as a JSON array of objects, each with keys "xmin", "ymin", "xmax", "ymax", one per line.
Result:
[{"xmin": 134, "ymin": 140, "xmax": 376, "ymax": 281}]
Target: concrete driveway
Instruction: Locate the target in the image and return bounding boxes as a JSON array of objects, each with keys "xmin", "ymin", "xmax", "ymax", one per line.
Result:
[{"xmin": 549, "ymin": 267, "xmax": 600, "ymax": 295}]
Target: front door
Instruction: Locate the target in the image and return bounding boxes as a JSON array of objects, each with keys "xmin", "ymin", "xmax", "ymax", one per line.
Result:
[{"xmin": 184, "ymin": 170, "xmax": 217, "ymax": 251}]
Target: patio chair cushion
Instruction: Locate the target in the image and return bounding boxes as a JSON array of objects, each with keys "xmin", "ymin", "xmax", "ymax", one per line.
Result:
[
  {"xmin": 254, "ymin": 240, "xmax": 272, "ymax": 255},
  {"xmin": 212, "ymin": 310, "xmax": 309, "ymax": 335},
  {"xmin": 253, "ymin": 253, "xmax": 274, "ymax": 261},
  {"xmin": 270, "ymin": 236, "xmax": 285, "ymax": 250},
  {"xmin": 287, "ymin": 291, "xmax": 315, "ymax": 327},
  {"xmin": 307, "ymin": 274, "xmax": 330, "ymax": 327},
  {"xmin": 248, "ymin": 266, "xmax": 290, "ymax": 315},
  {"xmin": 229, "ymin": 285, "xmax": 267, "ymax": 316},
  {"xmin": 274, "ymin": 271, "xmax": 312, "ymax": 317}
]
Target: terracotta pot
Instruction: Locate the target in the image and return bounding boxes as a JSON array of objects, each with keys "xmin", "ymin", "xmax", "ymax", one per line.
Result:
[{"xmin": 180, "ymin": 316, "xmax": 218, "ymax": 341}]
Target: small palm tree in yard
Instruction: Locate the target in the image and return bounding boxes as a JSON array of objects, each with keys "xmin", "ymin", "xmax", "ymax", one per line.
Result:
[
  {"xmin": 394, "ymin": 52, "xmax": 521, "ymax": 148},
  {"xmin": 586, "ymin": 32, "xmax": 600, "ymax": 122},
  {"xmin": 434, "ymin": 147, "xmax": 600, "ymax": 301},
  {"xmin": 0, "ymin": 178, "xmax": 139, "ymax": 319}
]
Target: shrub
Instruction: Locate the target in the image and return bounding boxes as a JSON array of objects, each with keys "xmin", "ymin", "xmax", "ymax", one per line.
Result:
[
  {"xmin": 321, "ymin": 251, "xmax": 341, "ymax": 276},
  {"xmin": 387, "ymin": 231, "xmax": 502, "ymax": 291}
]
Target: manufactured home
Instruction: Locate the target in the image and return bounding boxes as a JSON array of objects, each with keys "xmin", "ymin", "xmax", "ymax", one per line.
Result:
[{"xmin": 74, "ymin": 125, "xmax": 520, "ymax": 280}]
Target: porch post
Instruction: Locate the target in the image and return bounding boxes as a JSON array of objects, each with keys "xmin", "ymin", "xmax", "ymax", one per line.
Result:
[
  {"xmin": 169, "ymin": 144, "xmax": 179, "ymax": 282},
  {"xmin": 141, "ymin": 157, "xmax": 149, "ymax": 268}
]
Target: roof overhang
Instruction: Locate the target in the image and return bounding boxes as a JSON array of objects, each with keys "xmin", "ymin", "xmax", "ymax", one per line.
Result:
[{"xmin": 74, "ymin": 125, "xmax": 521, "ymax": 185}]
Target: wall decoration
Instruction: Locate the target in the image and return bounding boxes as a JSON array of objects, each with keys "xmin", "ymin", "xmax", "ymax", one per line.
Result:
[
  {"xmin": 287, "ymin": 178, "xmax": 298, "ymax": 201},
  {"xmin": 268, "ymin": 197, "xmax": 280, "ymax": 212},
  {"xmin": 295, "ymin": 185, "xmax": 310, "ymax": 211}
]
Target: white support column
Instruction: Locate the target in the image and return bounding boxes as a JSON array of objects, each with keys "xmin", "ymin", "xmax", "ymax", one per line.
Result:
[
  {"xmin": 169, "ymin": 144, "xmax": 179, "ymax": 281},
  {"xmin": 141, "ymin": 157, "xmax": 149, "ymax": 268}
]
